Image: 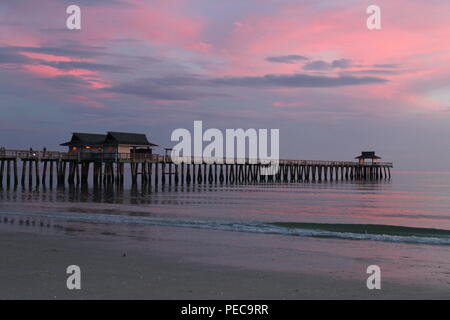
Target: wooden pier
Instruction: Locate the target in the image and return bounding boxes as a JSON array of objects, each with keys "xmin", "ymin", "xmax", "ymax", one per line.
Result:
[{"xmin": 0, "ymin": 149, "xmax": 393, "ymax": 189}]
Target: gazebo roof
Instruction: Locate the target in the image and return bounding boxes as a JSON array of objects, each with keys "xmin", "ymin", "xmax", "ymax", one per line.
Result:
[
  {"xmin": 104, "ymin": 132, "xmax": 158, "ymax": 147},
  {"xmin": 61, "ymin": 132, "xmax": 158, "ymax": 147},
  {"xmin": 60, "ymin": 133, "xmax": 106, "ymax": 146},
  {"xmin": 355, "ymin": 151, "xmax": 381, "ymax": 159}
]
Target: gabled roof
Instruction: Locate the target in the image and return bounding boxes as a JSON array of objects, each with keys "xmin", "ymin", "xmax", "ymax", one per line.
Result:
[
  {"xmin": 104, "ymin": 132, "xmax": 158, "ymax": 147},
  {"xmin": 60, "ymin": 133, "xmax": 106, "ymax": 146},
  {"xmin": 355, "ymin": 151, "xmax": 381, "ymax": 159}
]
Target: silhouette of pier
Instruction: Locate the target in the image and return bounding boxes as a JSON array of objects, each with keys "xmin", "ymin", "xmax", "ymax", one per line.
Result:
[{"xmin": 0, "ymin": 149, "xmax": 393, "ymax": 189}]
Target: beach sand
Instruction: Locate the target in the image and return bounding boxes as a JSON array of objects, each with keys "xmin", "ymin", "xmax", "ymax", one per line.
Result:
[{"xmin": 0, "ymin": 220, "xmax": 448, "ymax": 299}]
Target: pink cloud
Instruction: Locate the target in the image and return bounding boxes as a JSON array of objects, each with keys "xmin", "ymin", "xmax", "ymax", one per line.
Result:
[
  {"xmin": 184, "ymin": 42, "xmax": 212, "ymax": 53},
  {"xmin": 19, "ymin": 52, "xmax": 73, "ymax": 62},
  {"xmin": 65, "ymin": 95, "xmax": 104, "ymax": 109},
  {"xmin": 272, "ymin": 101, "xmax": 306, "ymax": 108},
  {"xmin": 3, "ymin": 0, "xmax": 450, "ymax": 115}
]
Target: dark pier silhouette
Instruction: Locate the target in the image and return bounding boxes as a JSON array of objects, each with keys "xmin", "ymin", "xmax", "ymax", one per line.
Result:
[{"xmin": 0, "ymin": 149, "xmax": 393, "ymax": 189}]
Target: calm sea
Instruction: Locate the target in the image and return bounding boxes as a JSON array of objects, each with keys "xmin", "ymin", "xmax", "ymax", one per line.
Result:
[{"xmin": 0, "ymin": 170, "xmax": 449, "ymax": 246}]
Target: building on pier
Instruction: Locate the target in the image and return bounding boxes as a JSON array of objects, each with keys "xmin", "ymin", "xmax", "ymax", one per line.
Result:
[
  {"xmin": 355, "ymin": 151, "xmax": 381, "ymax": 165},
  {"xmin": 61, "ymin": 131, "xmax": 158, "ymax": 156},
  {"xmin": 60, "ymin": 133, "xmax": 106, "ymax": 153},
  {"xmin": 103, "ymin": 131, "xmax": 158, "ymax": 155}
]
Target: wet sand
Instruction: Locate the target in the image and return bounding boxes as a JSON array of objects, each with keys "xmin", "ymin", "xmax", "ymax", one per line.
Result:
[{"xmin": 0, "ymin": 222, "xmax": 448, "ymax": 299}]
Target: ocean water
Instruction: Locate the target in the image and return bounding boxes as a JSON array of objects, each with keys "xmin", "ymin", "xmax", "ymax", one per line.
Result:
[{"xmin": 0, "ymin": 170, "xmax": 449, "ymax": 246}]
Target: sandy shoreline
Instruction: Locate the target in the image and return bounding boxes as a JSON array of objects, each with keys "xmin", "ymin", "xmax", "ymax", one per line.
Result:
[{"xmin": 0, "ymin": 219, "xmax": 448, "ymax": 299}]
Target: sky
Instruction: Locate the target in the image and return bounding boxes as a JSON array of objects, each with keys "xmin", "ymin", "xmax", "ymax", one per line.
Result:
[{"xmin": 1, "ymin": 0, "xmax": 450, "ymax": 170}]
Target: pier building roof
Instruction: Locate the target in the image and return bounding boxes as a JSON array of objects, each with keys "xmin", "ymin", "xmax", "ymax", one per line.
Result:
[
  {"xmin": 104, "ymin": 132, "xmax": 158, "ymax": 147},
  {"xmin": 60, "ymin": 133, "xmax": 107, "ymax": 146},
  {"xmin": 355, "ymin": 151, "xmax": 381, "ymax": 159}
]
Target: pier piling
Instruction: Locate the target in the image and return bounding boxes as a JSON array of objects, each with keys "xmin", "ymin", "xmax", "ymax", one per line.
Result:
[{"xmin": 0, "ymin": 150, "xmax": 393, "ymax": 189}]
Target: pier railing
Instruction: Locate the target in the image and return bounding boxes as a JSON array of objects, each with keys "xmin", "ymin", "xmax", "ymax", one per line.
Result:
[
  {"xmin": 0, "ymin": 149, "xmax": 393, "ymax": 187},
  {"xmin": 0, "ymin": 149, "xmax": 66, "ymax": 160},
  {"xmin": 0, "ymin": 149, "xmax": 393, "ymax": 167}
]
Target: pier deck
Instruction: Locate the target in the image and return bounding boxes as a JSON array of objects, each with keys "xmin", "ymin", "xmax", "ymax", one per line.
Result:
[{"xmin": 0, "ymin": 149, "xmax": 393, "ymax": 188}]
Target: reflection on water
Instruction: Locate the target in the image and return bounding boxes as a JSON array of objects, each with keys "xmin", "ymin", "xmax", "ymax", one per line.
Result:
[
  {"xmin": 0, "ymin": 171, "xmax": 449, "ymax": 232},
  {"xmin": 1, "ymin": 170, "xmax": 449, "ymax": 294}
]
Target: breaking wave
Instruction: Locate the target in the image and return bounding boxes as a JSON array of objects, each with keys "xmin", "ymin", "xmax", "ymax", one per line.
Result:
[{"xmin": 1, "ymin": 211, "xmax": 449, "ymax": 246}]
